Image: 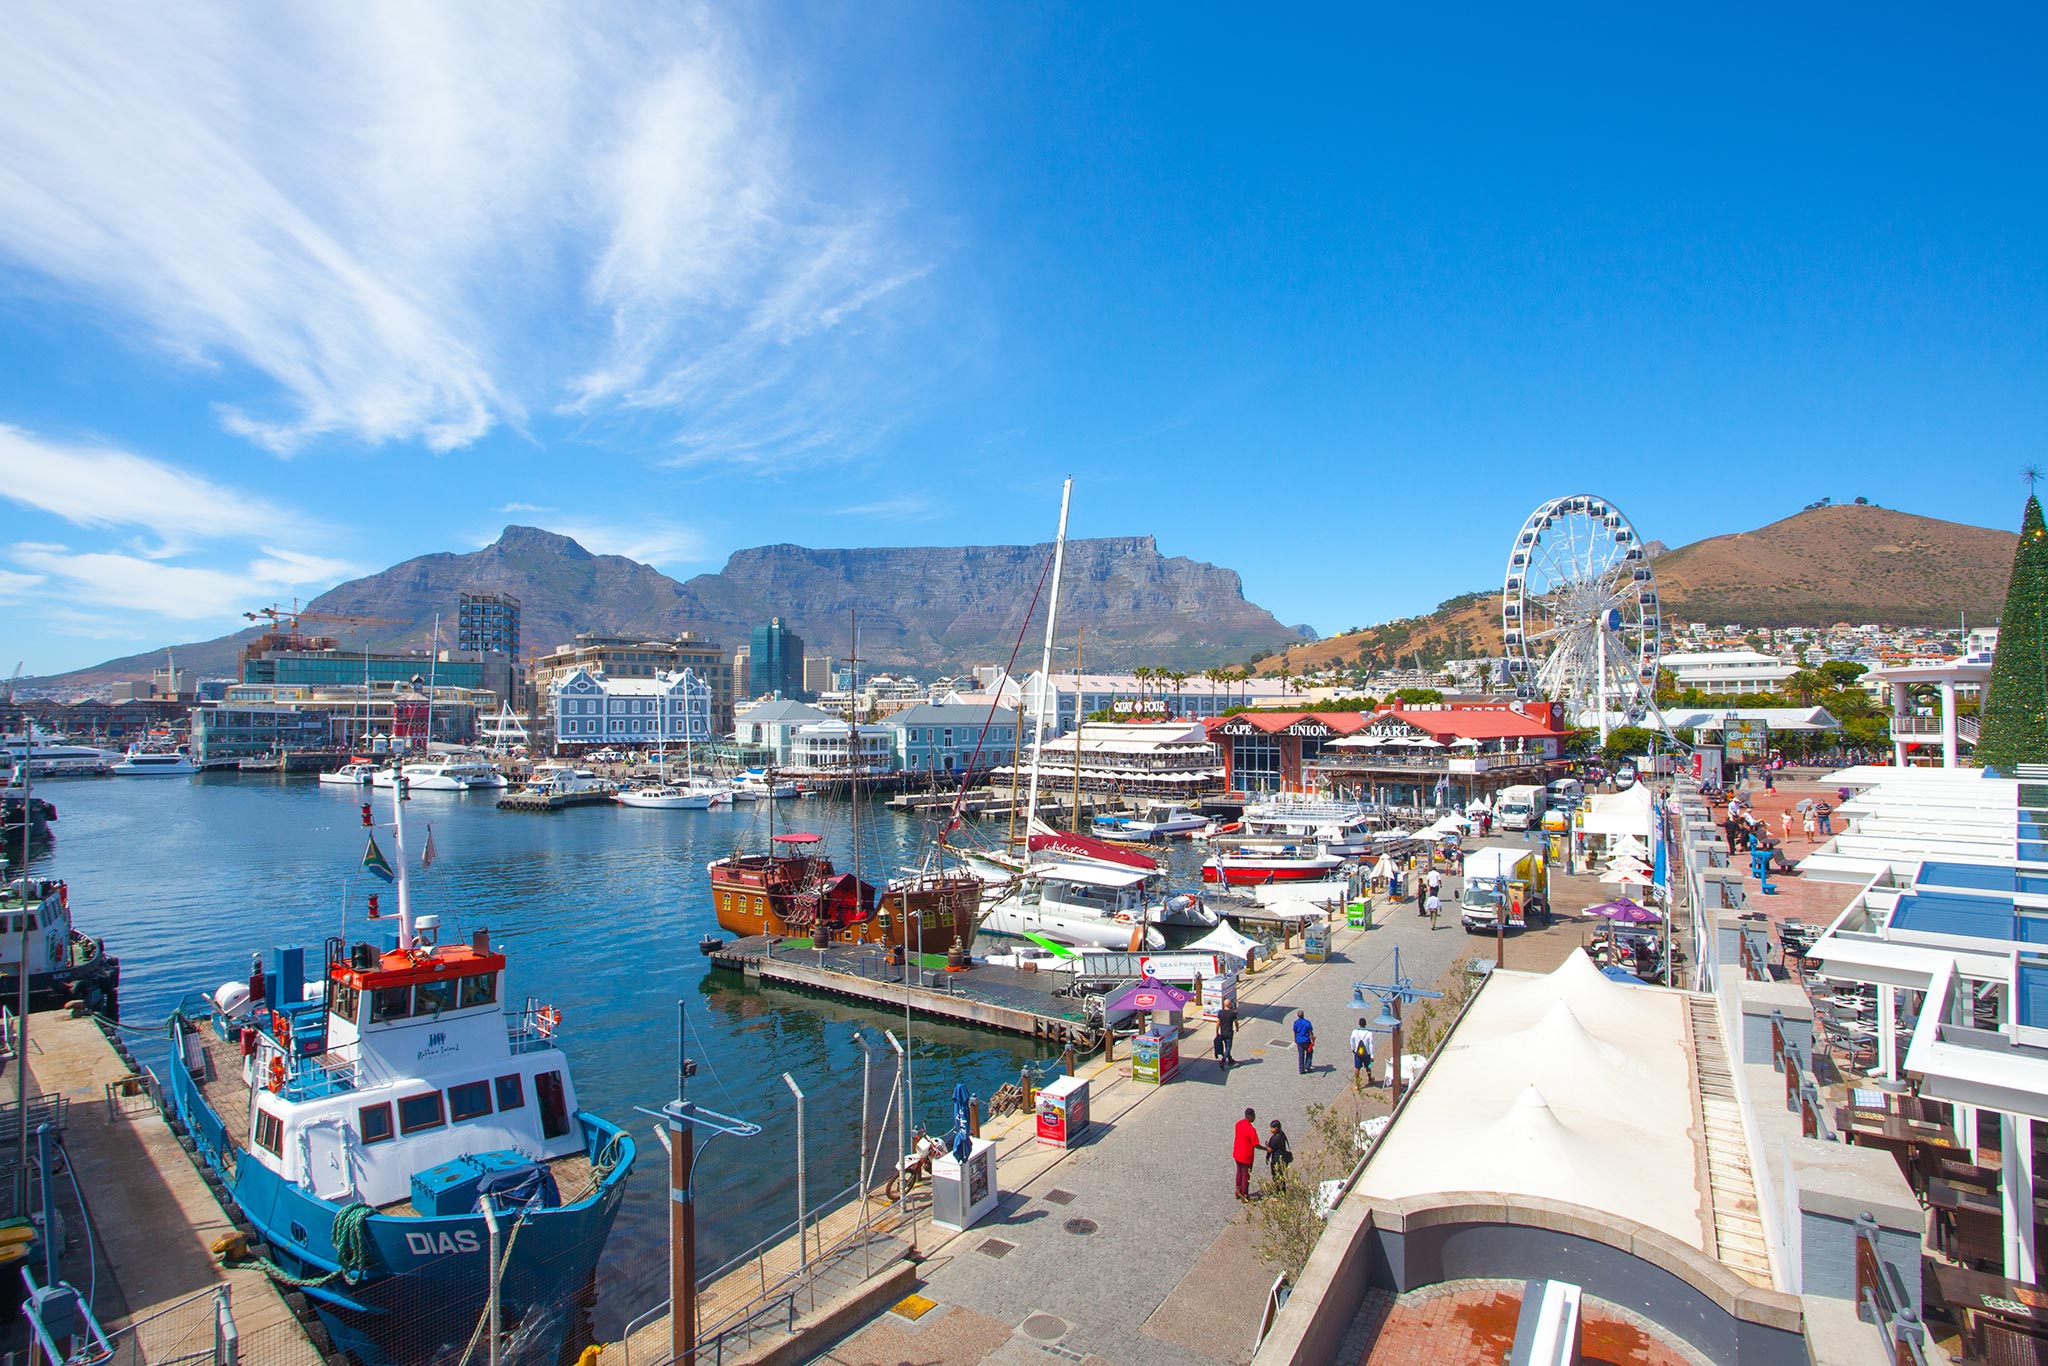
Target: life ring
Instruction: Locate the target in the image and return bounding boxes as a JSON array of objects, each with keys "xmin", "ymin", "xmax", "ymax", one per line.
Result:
[
  {"xmin": 1114, "ymin": 911, "xmax": 1136, "ymax": 924},
  {"xmin": 276, "ymin": 1016, "xmax": 291, "ymax": 1051},
  {"xmin": 536, "ymin": 1006, "xmax": 561, "ymax": 1038},
  {"xmin": 267, "ymin": 1057, "xmax": 285, "ymax": 1093}
]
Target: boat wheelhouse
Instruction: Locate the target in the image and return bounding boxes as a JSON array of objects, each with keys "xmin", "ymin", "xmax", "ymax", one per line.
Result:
[
  {"xmin": 0, "ymin": 877, "xmax": 119, "ymax": 1016},
  {"xmin": 162, "ymin": 790, "xmax": 633, "ymax": 1366}
]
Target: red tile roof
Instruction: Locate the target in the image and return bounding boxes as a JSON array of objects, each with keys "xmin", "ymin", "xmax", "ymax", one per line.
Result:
[{"xmin": 1204, "ymin": 703, "xmax": 1569, "ymax": 742}]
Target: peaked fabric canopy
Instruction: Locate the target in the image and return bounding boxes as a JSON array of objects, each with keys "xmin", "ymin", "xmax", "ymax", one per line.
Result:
[{"xmin": 1105, "ymin": 976, "xmax": 1190, "ymax": 1013}]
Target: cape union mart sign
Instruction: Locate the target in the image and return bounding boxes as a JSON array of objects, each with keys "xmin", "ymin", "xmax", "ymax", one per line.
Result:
[{"xmin": 1218, "ymin": 718, "xmax": 1335, "ymax": 739}]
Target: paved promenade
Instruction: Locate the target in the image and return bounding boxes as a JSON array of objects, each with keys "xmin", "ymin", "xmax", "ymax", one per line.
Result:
[{"xmin": 818, "ymin": 873, "xmax": 1490, "ymax": 1366}]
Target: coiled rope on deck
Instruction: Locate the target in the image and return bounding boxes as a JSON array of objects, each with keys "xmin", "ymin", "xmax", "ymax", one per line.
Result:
[{"xmin": 230, "ymin": 1201, "xmax": 377, "ymax": 1289}]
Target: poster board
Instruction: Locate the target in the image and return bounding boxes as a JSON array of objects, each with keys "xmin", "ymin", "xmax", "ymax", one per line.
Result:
[{"xmin": 1722, "ymin": 718, "xmax": 1769, "ymax": 762}]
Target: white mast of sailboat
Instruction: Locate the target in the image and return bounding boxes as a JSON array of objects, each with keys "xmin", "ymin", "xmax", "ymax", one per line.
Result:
[{"xmin": 1022, "ymin": 478, "xmax": 1073, "ymax": 861}]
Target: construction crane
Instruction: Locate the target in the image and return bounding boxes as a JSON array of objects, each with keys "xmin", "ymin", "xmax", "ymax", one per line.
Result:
[{"xmin": 244, "ymin": 600, "xmax": 405, "ymax": 634}]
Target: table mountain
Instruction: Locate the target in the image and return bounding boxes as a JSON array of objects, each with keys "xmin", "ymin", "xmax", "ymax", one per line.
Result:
[{"xmin": 42, "ymin": 527, "xmax": 1307, "ymax": 687}]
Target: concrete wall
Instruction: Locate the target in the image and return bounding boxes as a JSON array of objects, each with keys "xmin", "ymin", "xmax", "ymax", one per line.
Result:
[{"xmin": 1255, "ymin": 1195, "xmax": 1805, "ymax": 1366}]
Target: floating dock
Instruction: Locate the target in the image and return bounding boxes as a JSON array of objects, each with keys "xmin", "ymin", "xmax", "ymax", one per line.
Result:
[
  {"xmin": 495, "ymin": 789, "xmax": 616, "ymax": 812},
  {"xmin": 8, "ymin": 1011, "xmax": 317, "ymax": 1360},
  {"xmin": 709, "ymin": 936, "xmax": 1103, "ymax": 1046}
]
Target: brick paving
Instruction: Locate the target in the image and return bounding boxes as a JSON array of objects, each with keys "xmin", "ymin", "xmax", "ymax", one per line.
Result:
[{"xmin": 1350, "ymin": 1281, "xmax": 1710, "ymax": 1366}]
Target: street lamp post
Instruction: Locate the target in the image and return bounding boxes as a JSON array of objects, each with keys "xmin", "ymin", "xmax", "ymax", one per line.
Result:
[{"xmin": 1352, "ymin": 947, "xmax": 1442, "ymax": 1110}]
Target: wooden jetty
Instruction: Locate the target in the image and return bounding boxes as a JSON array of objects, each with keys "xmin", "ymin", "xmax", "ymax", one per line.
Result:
[
  {"xmin": 495, "ymin": 788, "xmax": 615, "ymax": 812},
  {"xmin": 709, "ymin": 936, "xmax": 1102, "ymax": 1047},
  {"xmin": 8, "ymin": 1012, "xmax": 314, "ymax": 1359}
]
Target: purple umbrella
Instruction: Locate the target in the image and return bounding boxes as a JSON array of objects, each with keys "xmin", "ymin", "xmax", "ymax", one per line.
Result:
[{"xmin": 1589, "ymin": 899, "xmax": 1663, "ymax": 924}]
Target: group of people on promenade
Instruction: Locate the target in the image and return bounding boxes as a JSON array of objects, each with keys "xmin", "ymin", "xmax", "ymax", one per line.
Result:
[{"xmin": 1222, "ymin": 1003, "xmax": 1399, "ymax": 1201}]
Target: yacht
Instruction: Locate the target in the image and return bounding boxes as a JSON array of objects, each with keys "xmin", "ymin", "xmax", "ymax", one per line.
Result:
[
  {"xmin": 615, "ymin": 783, "xmax": 726, "ymax": 810},
  {"xmin": 977, "ymin": 859, "xmax": 1219, "ymax": 951},
  {"xmin": 110, "ymin": 747, "xmax": 196, "ymax": 776},
  {"xmin": 163, "ymin": 789, "xmax": 634, "ymax": 1366},
  {"xmin": 374, "ymin": 759, "xmax": 509, "ymax": 791},
  {"xmin": 522, "ymin": 763, "xmax": 616, "ymax": 798},
  {"xmin": 732, "ymin": 771, "xmax": 798, "ymax": 801},
  {"xmin": 1200, "ymin": 842, "xmax": 1346, "ymax": 885},
  {"xmin": 317, "ymin": 759, "xmax": 381, "ymax": 787},
  {"xmin": 1094, "ymin": 805, "xmax": 1209, "ymax": 840}
]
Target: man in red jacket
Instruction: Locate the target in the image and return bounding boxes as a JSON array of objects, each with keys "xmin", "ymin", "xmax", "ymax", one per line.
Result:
[{"xmin": 1233, "ymin": 1107, "xmax": 1263, "ymax": 1200}]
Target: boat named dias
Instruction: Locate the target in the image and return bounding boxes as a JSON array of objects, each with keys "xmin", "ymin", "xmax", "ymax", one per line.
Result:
[
  {"xmin": 163, "ymin": 787, "xmax": 634, "ymax": 1366},
  {"xmin": 0, "ymin": 877, "xmax": 119, "ymax": 1016}
]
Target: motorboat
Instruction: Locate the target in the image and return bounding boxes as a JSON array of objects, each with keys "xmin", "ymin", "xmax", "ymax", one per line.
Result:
[
  {"xmin": 1239, "ymin": 795, "xmax": 1377, "ymax": 857},
  {"xmin": 374, "ymin": 760, "xmax": 508, "ymax": 791},
  {"xmin": 317, "ymin": 759, "xmax": 381, "ymax": 787},
  {"xmin": 731, "ymin": 772, "xmax": 798, "ymax": 801},
  {"xmin": 110, "ymin": 747, "xmax": 197, "ymax": 776},
  {"xmin": 614, "ymin": 783, "xmax": 724, "ymax": 810},
  {"xmin": 977, "ymin": 859, "xmax": 1221, "ymax": 951},
  {"xmin": 162, "ymin": 788, "xmax": 634, "ymax": 1366},
  {"xmin": 1200, "ymin": 843, "xmax": 1347, "ymax": 886},
  {"xmin": 1115, "ymin": 805, "xmax": 1209, "ymax": 839},
  {"xmin": 521, "ymin": 763, "xmax": 616, "ymax": 798}
]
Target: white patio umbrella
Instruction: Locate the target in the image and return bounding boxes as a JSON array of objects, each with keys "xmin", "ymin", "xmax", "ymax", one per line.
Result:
[
  {"xmin": 1449, "ymin": 737, "xmax": 1482, "ymax": 749},
  {"xmin": 1407, "ymin": 737, "xmax": 1445, "ymax": 749},
  {"xmin": 1600, "ymin": 867, "xmax": 1653, "ymax": 887},
  {"xmin": 1370, "ymin": 855, "xmax": 1396, "ymax": 880},
  {"xmin": 1608, "ymin": 835, "xmax": 1651, "ymax": 858}
]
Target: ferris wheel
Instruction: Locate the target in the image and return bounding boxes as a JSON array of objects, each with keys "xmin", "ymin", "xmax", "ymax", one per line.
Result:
[{"xmin": 1501, "ymin": 494, "xmax": 1662, "ymax": 740}]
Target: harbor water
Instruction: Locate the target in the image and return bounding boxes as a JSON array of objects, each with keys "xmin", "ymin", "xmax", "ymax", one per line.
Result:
[{"xmin": 20, "ymin": 773, "xmax": 1067, "ymax": 1334}]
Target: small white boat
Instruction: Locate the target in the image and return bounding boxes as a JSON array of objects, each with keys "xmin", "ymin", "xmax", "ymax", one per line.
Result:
[
  {"xmin": 317, "ymin": 759, "xmax": 380, "ymax": 787},
  {"xmin": 1119, "ymin": 806, "xmax": 1210, "ymax": 838},
  {"xmin": 111, "ymin": 747, "xmax": 196, "ymax": 776},
  {"xmin": 732, "ymin": 773, "xmax": 798, "ymax": 800},
  {"xmin": 614, "ymin": 784, "xmax": 726, "ymax": 810},
  {"xmin": 522, "ymin": 764, "xmax": 616, "ymax": 798},
  {"xmin": 373, "ymin": 760, "xmax": 508, "ymax": 791}
]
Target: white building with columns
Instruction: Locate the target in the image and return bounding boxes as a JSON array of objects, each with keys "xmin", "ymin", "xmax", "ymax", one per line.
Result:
[
  {"xmin": 549, "ymin": 666, "xmax": 712, "ymax": 750},
  {"xmin": 1867, "ymin": 648, "xmax": 1994, "ymax": 769}
]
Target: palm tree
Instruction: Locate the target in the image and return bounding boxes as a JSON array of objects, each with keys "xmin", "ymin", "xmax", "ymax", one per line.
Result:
[
  {"xmin": 1168, "ymin": 670, "xmax": 1188, "ymax": 715},
  {"xmin": 1782, "ymin": 668, "xmax": 1830, "ymax": 707},
  {"xmin": 1133, "ymin": 665, "xmax": 1153, "ymax": 706}
]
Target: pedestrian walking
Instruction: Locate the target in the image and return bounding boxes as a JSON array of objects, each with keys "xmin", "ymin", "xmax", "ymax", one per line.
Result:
[
  {"xmin": 1802, "ymin": 807, "xmax": 1818, "ymax": 837},
  {"xmin": 1292, "ymin": 1010, "xmax": 1316, "ymax": 1074},
  {"xmin": 1215, "ymin": 1003, "xmax": 1238, "ymax": 1071},
  {"xmin": 1426, "ymin": 892, "xmax": 1442, "ymax": 929},
  {"xmin": 1266, "ymin": 1120, "xmax": 1293, "ymax": 1189},
  {"xmin": 1816, "ymin": 800, "xmax": 1833, "ymax": 835},
  {"xmin": 1233, "ymin": 1108, "xmax": 1262, "ymax": 1201},
  {"xmin": 1350, "ymin": 1016, "xmax": 1376, "ymax": 1087},
  {"xmin": 1780, "ymin": 811, "xmax": 1792, "ymax": 840},
  {"xmin": 1426, "ymin": 867, "xmax": 1443, "ymax": 899}
]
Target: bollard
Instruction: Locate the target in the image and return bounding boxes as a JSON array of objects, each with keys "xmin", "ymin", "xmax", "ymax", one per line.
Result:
[
  {"xmin": 1104, "ymin": 1031, "xmax": 1116, "ymax": 1064},
  {"xmin": 968, "ymin": 1098, "xmax": 981, "ymax": 1138},
  {"xmin": 1020, "ymin": 1065, "xmax": 1035, "ymax": 1110},
  {"xmin": 1192, "ymin": 975, "xmax": 1204, "ymax": 1010},
  {"xmin": 1062, "ymin": 1042, "xmax": 1075, "ymax": 1079}
]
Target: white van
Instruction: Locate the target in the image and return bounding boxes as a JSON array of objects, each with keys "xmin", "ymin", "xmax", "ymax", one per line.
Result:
[
  {"xmin": 1547, "ymin": 777, "xmax": 1583, "ymax": 805},
  {"xmin": 1496, "ymin": 784, "xmax": 1546, "ymax": 832}
]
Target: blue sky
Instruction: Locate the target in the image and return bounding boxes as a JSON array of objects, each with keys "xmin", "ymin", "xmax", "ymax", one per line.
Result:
[{"xmin": 1, "ymin": 5, "xmax": 2042, "ymax": 674}]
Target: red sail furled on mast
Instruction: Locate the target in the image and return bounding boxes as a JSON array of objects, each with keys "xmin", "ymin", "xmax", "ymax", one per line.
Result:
[{"xmin": 1027, "ymin": 830, "xmax": 1159, "ymax": 870}]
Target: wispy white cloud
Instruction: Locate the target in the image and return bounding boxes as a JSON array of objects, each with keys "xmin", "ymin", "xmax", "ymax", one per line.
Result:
[
  {"xmin": 498, "ymin": 501, "xmax": 551, "ymax": 515},
  {"xmin": 0, "ymin": 424, "xmax": 313, "ymax": 551},
  {"xmin": 0, "ymin": 5, "xmax": 930, "ymax": 463},
  {"xmin": 12, "ymin": 542, "xmax": 362, "ymax": 621},
  {"xmin": 0, "ymin": 569, "xmax": 45, "ymax": 601},
  {"xmin": 829, "ymin": 495, "xmax": 940, "ymax": 521}
]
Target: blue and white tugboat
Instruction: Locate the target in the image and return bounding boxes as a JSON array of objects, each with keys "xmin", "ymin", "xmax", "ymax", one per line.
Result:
[{"xmin": 164, "ymin": 784, "xmax": 635, "ymax": 1365}]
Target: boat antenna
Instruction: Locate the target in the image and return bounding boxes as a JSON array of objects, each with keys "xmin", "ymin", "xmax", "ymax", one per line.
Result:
[{"xmin": 1023, "ymin": 478, "xmax": 1073, "ymax": 864}]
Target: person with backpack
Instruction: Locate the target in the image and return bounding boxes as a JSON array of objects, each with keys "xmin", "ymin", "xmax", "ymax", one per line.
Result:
[
  {"xmin": 1266, "ymin": 1119, "xmax": 1294, "ymax": 1189},
  {"xmin": 1349, "ymin": 1015, "xmax": 1376, "ymax": 1088}
]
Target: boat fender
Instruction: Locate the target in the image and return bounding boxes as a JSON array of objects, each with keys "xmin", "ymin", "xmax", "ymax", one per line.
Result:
[{"xmin": 268, "ymin": 1057, "xmax": 285, "ymax": 1093}]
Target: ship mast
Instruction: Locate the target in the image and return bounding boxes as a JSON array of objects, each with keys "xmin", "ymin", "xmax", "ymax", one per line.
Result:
[
  {"xmin": 391, "ymin": 775, "xmax": 415, "ymax": 948},
  {"xmin": 1023, "ymin": 479, "xmax": 1073, "ymax": 862}
]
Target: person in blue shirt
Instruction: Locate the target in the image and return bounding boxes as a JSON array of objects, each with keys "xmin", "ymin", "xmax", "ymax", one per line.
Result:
[{"xmin": 1292, "ymin": 1010, "xmax": 1315, "ymax": 1074}]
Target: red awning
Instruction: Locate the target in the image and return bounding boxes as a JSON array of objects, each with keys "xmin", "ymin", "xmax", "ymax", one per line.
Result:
[{"xmin": 771, "ymin": 832, "xmax": 823, "ymax": 844}]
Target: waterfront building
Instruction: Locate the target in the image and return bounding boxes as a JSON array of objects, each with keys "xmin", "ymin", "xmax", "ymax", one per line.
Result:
[
  {"xmin": 887, "ymin": 702, "xmax": 1019, "ymax": 776},
  {"xmin": 1002, "ymin": 669, "xmax": 1291, "ymax": 736},
  {"xmin": 206, "ymin": 682, "xmax": 495, "ymax": 749},
  {"xmin": 1206, "ymin": 700, "xmax": 1571, "ymax": 802},
  {"xmin": 1865, "ymin": 648, "xmax": 1993, "ymax": 768},
  {"xmin": 1661, "ymin": 648, "xmax": 1797, "ymax": 696},
  {"xmin": 992, "ymin": 718, "xmax": 1222, "ymax": 797},
  {"xmin": 750, "ymin": 618, "xmax": 806, "ymax": 700},
  {"xmin": 731, "ymin": 697, "xmax": 835, "ymax": 765},
  {"xmin": 189, "ymin": 704, "xmax": 331, "ymax": 763},
  {"xmin": 787, "ymin": 720, "xmax": 896, "ymax": 775},
  {"xmin": 548, "ymin": 667, "xmax": 711, "ymax": 751},
  {"xmin": 241, "ymin": 640, "xmax": 483, "ymax": 692},
  {"xmin": 529, "ymin": 632, "xmax": 734, "ymax": 733}
]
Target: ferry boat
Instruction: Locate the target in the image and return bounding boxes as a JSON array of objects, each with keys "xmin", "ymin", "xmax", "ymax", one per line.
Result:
[
  {"xmin": 1238, "ymin": 795, "xmax": 1377, "ymax": 857},
  {"xmin": 319, "ymin": 759, "xmax": 382, "ymax": 787},
  {"xmin": 707, "ymin": 832, "xmax": 981, "ymax": 954},
  {"xmin": 110, "ymin": 746, "xmax": 197, "ymax": 776},
  {"xmin": 162, "ymin": 791, "xmax": 634, "ymax": 1366},
  {"xmin": 1, "ymin": 730, "xmax": 118, "ymax": 777},
  {"xmin": 0, "ymin": 877, "xmax": 119, "ymax": 1015}
]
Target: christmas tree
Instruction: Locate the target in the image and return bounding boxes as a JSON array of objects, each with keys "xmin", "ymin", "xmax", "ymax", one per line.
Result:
[{"xmin": 1974, "ymin": 490, "xmax": 2048, "ymax": 773}]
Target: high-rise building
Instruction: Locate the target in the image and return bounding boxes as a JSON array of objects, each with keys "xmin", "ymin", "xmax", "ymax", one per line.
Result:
[
  {"xmin": 457, "ymin": 592, "xmax": 521, "ymax": 660},
  {"xmin": 749, "ymin": 618, "xmax": 807, "ymax": 700},
  {"xmin": 802, "ymin": 654, "xmax": 835, "ymax": 698}
]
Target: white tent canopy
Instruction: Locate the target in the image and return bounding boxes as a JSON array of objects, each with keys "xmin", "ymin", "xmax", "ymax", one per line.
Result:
[
  {"xmin": 1577, "ymin": 783, "xmax": 1654, "ymax": 840},
  {"xmin": 1187, "ymin": 923, "xmax": 1262, "ymax": 962}
]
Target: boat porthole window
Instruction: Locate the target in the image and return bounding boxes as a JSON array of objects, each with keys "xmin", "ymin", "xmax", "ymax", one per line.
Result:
[
  {"xmin": 359, "ymin": 1103, "xmax": 394, "ymax": 1144},
  {"xmin": 397, "ymin": 1091, "xmax": 445, "ymax": 1135},
  {"xmin": 448, "ymin": 1080, "xmax": 493, "ymax": 1122}
]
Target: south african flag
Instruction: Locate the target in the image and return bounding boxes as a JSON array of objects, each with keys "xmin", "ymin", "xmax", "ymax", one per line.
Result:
[{"xmin": 362, "ymin": 834, "xmax": 396, "ymax": 883}]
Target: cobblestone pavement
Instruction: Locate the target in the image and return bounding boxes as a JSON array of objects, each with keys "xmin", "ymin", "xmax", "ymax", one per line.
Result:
[{"xmin": 817, "ymin": 861, "xmax": 1505, "ymax": 1366}]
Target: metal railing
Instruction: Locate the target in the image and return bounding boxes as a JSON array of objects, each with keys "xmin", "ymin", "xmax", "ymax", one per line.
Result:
[
  {"xmin": 1853, "ymin": 1212, "xmax": 1928, "ymax": 1365},
  {"xmin": 1768, "ymin": 1012, "xmax": 1836, "ymax": 1142},
  {"xmin": 505, "ymin": 999, "xmax": 566, "ymax": 1055}
]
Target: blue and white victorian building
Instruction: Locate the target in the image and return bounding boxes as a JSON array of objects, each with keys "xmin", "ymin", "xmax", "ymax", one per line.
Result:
[{"xmin": 549, "ymin": 666, "xmax": 712, "ymax": 750}]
